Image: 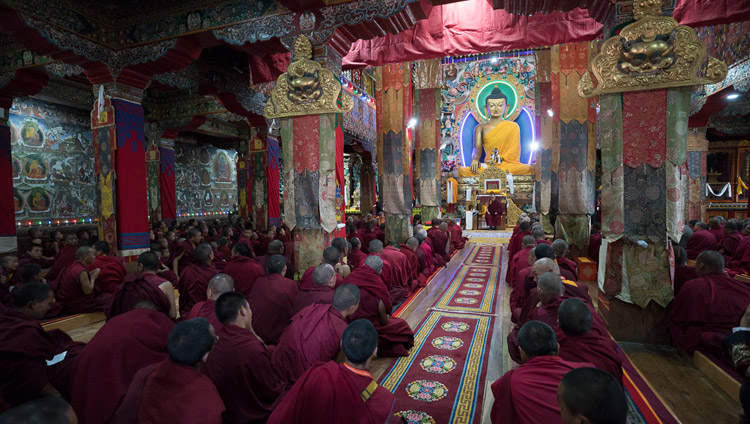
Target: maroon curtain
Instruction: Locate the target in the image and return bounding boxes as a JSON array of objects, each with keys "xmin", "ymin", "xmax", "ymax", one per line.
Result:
[{"xmin": 267, "ymin": 135, "xmax": 281, "ymax": 228}]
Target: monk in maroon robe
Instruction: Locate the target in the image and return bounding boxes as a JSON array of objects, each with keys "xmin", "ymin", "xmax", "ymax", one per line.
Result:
[
  {"xmin": 382, "ymin": 244, "xmax": 414, "ymax": 296},
  {"xmin": 415, "ymin": 238, "xmax": 435, "ymax": 278},
  {"xmin": 267, "ymin": 319, "xmax": 396, "ymax": 424},
  {"xmin": 248, "ymin": 254, "xmax": 299, "ymax": 344},
  {"xmin": 293, "ymin": 264, "xmax": 337, "ymax": 314},
  {"xmin": 668, "ymin": 250, "xmax": 750, "ymax": 356},
  {"xmin": 428, "ymin": 221, "xmax": 452, "ymax": 262},
  {"xmin": 557, "ymin": 298, "xmax": 624, "ymax": 384},
  {"xmin": 299, "ymin": 247, "xmax": 345, "ymax": 290},
  {"xmin": 113, "ymin": 319, "xmax": 225, "ymax": 424},
  {"xmin": 283, "ymin": 239, "xmax": 296, "ymax": 279},
  {"xmin": 108, "ymin": 251, "xmax": 176, "ymax": 319},
  {"xmin": 446, "ymin": 218, "xmax": 468, "ymax": 250},
  {"xmin": 348, "ymin": 237, "xmax": 367, "ymax": 269},
  {"xmin": 588, "ymin": 222, "xmax": 602, "ymax": 261},
  {"xmin": 491, "ymin": 321, "xmax": 592, "ymax": 424},
  {"xmin": 553, "ymin": 239, "xmax": 579, "ymax": 281},
  {"xmin": 366, "ymin": 240, "xmax": 402, "ymax": 303},
  {"xmin": 360, "ymin": 222, "xmax": 378, "ymax": 254},
  {"xmin": 274, "ymin": 283, "xmax": 360, "ymax": 385},
  {"xmin": 400, "ymin": 238, "xmax": 425, "ymax": 288},
  {"xmin": 685, "ymin": 223, "xmax": 718, "ymax": 260},
  {"xmin": 89, "ymin": 241, "xmax": 126, "ymax": 294},
  {"xmin": 71, "ymin": 307, "xmax": 174, "ymax": 424},
  {"xmin": 223, "ymin": 242, "xmax": 264, "ymax": 300},
  {"xmin": 257, "ymin": 239, "xmax": 284, "ymax": 274},
  {"xmin": 508, "ymin": 220, "xmax": 532, "ymax": 261},
  {"xmin": 0, "ymin": 283, "xmax": 83, "ymax": 412},
  {"xmin": 506, "ymin": 236, "xmax": 536, "ymax": 286},
  {"xmin": 46, "ymin": 234, "xmax": 78, "ymax": 282},
  {"xmin": 0, "ymin": 256, "xmax": 20, "ymax": 307},
  {"xmin": 55, "ymin": 246, "xmax": 110, "ymax": 314},
  {"xmin": 176, "ymin": 243, "xmax": 218, "ymax": 316},
  {"xmin": 204, "ymin": 292, "xmax": 285, "ymax": 423},
  {"xmin": 422, "ymin": 234, "xmax": 446, "ymax": 268},
  {"xmin": 709, "ymin": 217, "xmax": 725, "ymax": 245},
  {"xmin": 18, "ymin": 243, "xmax": 53, "ymax": 269},
  {"xmin": 172, "ymin": 228, "xmax": 202, "ymax": 276},
  {"xmin": 558, "ymin": 368, "xmax": 629, "ymax": 424},
  {"xmin": 730, "ymin": 227, "xmax": 750, "ymax": 273},
  {"xmin": 187, "ymin": 273, "xmax": 234, "ymax": 333},
  {"xmin": 346, "ymin": 256, "xmax": 414, "ymax": 357},
  {"xmin": 719, "ymin": 221, "xmax": 743, "ymax": 264},
  {"xmin": 486, "ymin": 195, "xmax": 505, "ymax": 230}
]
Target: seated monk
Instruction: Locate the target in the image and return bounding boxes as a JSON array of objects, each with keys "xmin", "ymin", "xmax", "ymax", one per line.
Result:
[
  {"xmin": 588, "ymin": 222, "xmax": 602, "ymax": 262},
  {"xmin": 367, "ymin": 240, "xmax": 402, "ymax": 304},
  {"xmin": 89, "ymin": 241, "xmax": 126, "ymax": 294},
  {"xmin": 382, "ymin": 243, "xmax": 415, "ymax": 297},
  {"xmin": 55, "ymin": 246, "xmax": 110, "ymax": 314},
  {"xmin": 552, "ymin": 239, "xmax": 579, "ymax": 281},
  {"xmin": 331, "ymin": 237, "xmax": 352, "ymax": 279},
  {"xmin": 0, "ymin": 256, "xmax": 20, "ymax": 306},
  {"xmin": 267, "ymin": 319, "xmax": 395, "ymax": 424},
  {"xmin": 18, "ymin": 243, "xmax": 53, "ymax": 269},
  {"xmin": 533, "ymin": 227, "xmax": 551, "ymax": 246},
  {"xmin": 446, "ymin": 218, "xmax": 467, "ymax": 250},
  {"xmin": 427, "ymin": 220, "xmax": 452, "ymax": 262},
  {"xmin": 486, "ymin": 195, "xmax": 505, "ymax": 230},
  {"xmin": 346, "ymin": 256, "xmax": 414, "ymax": 357},
  {"xmin": 176, "ymin": 243, "xmax": 218, "ymax": 317},
  {"xmin": 414, "ymin": 233, "xmax": 436, "ymax": 277},
  {"xmin": 521, "ymin": 245, "xmax": 583, "ymax": 301},
  {"xmin": 113, "ymin": 319, "xmax": 225, "ymax": 424},
  {"xmin": 507, "ymin": 235, "xmax": 536, "ymax": 286},
  {"xmin": 557, "ymin": 368, "xmax": 628, "ymax": 424},
  {"xmin": 204, "ymin": 292, "xmax": 286, "ymax": 423},
  {"xmin": 210, "ymin": 242, "xmax": 227, "ymax": 271},
  {"xmin": 685, "ymin": 222, "xmax": 718, "ymax": 260},
  {"xmin": 421, "ymin": 231, "xmax": 445, "ymax": 269},
  {"xmin": 187, "ymin": 273, "xmax": 234, "ymax": 333},
  {"xmin": 172, "ymin": 228, "xmax": 202, "ymax": 276},
  {"xmin": 300, "ymin": 247, "xmax": 345, "ymax": 290},
  {"xmin": 17, "ymin": 263, "xmax": 62, "ymax": 318},
  {"xmin": 0, "ymin": 283, "xmax": 83, "ymax": 412},
  {"xmin": 360, "ymin": 221, "xmax": 378, "ymax": 254},
  {"xmin": 719, "ymin": 221, "xmax": 743, "ymax": 264},
  {"xmin": 0, "ymin": 397, "xmax": 77, "ymax": 424},
  {"xmin": 709, "ymin": 217, "xmax": 725, "ymax": 245},
  {"xmin": 248, "ymin": 255, "xmax": 299, "ymax": 345},
  {"xmin": 46, "ymin": 233, "xmax": 78, "ymax": 282},
  {"xmin": 347, "ymin": 237, "xmax": 367, "ymax": 270},
  {"xmin": 730, "ymin": 224, "xmax": 750, "ymax": 273},
  {"xmin": 491, "ymin": 321, "xmax": 593, "ymax": 424},
  {"xmin": 257, "ymin": 239, "xmax": 283, "ymax": 274},
  {"xmin": 458, "ymin": 87, "xmax": 535, "ymax": 176},
  {"xmin": 399, "ymin": 237, "xmax": 425, "ymax": 288},
  {"xmin": 71, "ymin": 303, "xmax": 174, "ymax": 424},
  {"xmin": 223, "ymin": 242, "xmax": 264, "ymax": 300},
  {"xmin": 673, "ymin": 245, "xmax": 698, "ymax": 296},
  {"xmin": 273, "ymin": 284, "xmax": 360, "ymax": 385},
  {"xmin": 293, "ymin": 264, "xmax": 337, "ymax": 314},
  {"xmin": 557, "ymin": 298, "xmax": 624, "ymax": 385},
  {"xmin": 375, "ymin": 223, "xmax": 386, "ymax": 244},
  {"xmin": 108, "ymin": 251, "xmax": 177, "ymax": 320},
  {"xmin": 508, "ymin": 220, "xmax": 532, "ymax": 260},
  {"xmin": 668, "ymin": 250, "xmax": 750, "ymax": 356}
]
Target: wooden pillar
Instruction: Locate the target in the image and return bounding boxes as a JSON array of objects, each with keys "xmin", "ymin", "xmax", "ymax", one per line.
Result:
[
  {"xmin": 376, "ymin": 63, "xmax": 412, "ymax": 243},
  {"xmin": 414, "ymin": 59, "xmax": 442, "ymax": 224}
]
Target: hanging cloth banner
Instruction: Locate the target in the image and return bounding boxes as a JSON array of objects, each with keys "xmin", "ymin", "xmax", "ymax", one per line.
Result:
[{"xmin": 706, "ymin": 182, "xmax": 732, "ymax": 198}]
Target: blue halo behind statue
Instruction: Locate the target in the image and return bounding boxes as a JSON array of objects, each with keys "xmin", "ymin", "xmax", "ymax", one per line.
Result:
[{"xmin": 459, "ymin": 107, "xmax": 535, "ymax": 167}]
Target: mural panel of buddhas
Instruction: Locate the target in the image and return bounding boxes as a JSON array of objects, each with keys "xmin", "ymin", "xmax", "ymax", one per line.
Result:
[
  {"xmin": 10, "ymin": 98, "xmax": 97, "ymax": 221},
  {"xmin": 175, "ymin": 141, "xmax": 237, "ymax": 216}
]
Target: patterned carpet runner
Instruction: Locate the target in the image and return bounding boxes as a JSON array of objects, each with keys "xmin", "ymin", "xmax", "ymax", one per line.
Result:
[
  {"xmin": 463, "ymin": 245, "xmax": 502, "ymax": 266},
  {"xmin": 431, "ymin": 265, "xmax": 499, "ymax": 315},
  {"xmin": 380, "ymin": 311, "xmax": 494, "ymax": 424}
]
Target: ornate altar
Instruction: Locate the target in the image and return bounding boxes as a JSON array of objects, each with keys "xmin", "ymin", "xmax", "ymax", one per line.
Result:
[{"xmin": 454, "ymin": 161, "xmax": 528, "ymax": 227}]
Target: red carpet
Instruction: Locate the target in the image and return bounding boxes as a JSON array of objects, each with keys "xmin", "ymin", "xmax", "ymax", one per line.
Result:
[
  {"xmin": 463, "ymin": 245, "xmax": 501, "ymax": 266},
  {"xmin": 431, "ymin": 265, "xmax": 500, "ymax": 314},
  {"xmin": 379, "ymin": 310, "xmax": 494, "ymax": 423}
]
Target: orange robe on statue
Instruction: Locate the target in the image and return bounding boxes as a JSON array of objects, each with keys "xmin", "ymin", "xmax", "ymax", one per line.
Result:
[{"xmin": 458, "ymin": 120, "xmax": 534, "ymax": 176}]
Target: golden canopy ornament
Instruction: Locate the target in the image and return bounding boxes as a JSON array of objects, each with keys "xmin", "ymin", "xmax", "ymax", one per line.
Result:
[
  {"xmin": 578, "ymin": 0, "xmax": 728, "ymax": 98},
  {"xmin": 264, "ymin": 35, "xmax": 353, "ymax": 118}
]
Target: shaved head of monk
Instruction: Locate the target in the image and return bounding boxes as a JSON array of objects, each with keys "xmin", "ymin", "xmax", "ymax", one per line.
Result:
[
  {"xmin": 532, "ymin": 258, "xmax": 560, "ymax": 282},
  {"xmin": 557, "ymin": 367, "xmax": 627, "ymax": 424},
  {"xmin": 364, "ymin": 255, "xmax": 383, "ymax": 274},
  {"xmin": 0, "ymin": 397, "xmax": 78, "ymax": 424},
  {"xmin": 534, "ymin": 244, "xmax": 555, "ymax": 261},
  {"xmin": 537, "ymin": 272, "xmax": 564, "ymax": 305},
  {"xmin": 13, "ymin": 282, "xmax": 55, "ymax": 320},
  {"xmin": 342, "ymin": 319, "xmax": 378, "ymax": 367},
  {"xmin": 558, "ymin": 298, "xmax": 593, "ymax": 336},
  {"xmin": 268, "ymin": 239, "xmax": 284, "ymax": 254},
  {"xmin": 215, "ymin": 291, "xmax": 252, "ymax": 330},
  {"xmin": 167, "ymin": 318, "xmax": 215, "ymax": 368},
  {"xmin": 518, "ymin": 320, "xmax": 558, "ymax": 362},
  {"xmin": 194, "ymin": 243, "xmax": 213, "ymax": 264},
  {"xmin": 332, "ymin": 283, "xmax": 360, "ymax": 317},
  {"xmin": 522, "ymin": 235, "xmax": 536, "ymax": 248},
  {"xmin": 312, "ymin": 264, "xmax": 336, "ymax": 287},
  {"xmin": 696, "ymin": 250, "xmax": 725, "ymax": 275},
  {"xmin": 322, "ymin": 247, "xmax": 340, "ymax": 267},
  {"xmin": 369, "ymin": 239, "xmax": 384, "ymax": 254},
  {"xmin": 267, "ymin": 254, "xmax": 287, "ymax": 275}
]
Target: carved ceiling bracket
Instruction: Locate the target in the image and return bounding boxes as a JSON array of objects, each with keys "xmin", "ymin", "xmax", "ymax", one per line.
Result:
[{"xmin": 578, "ymin": 0, "xmax": 728, "ymax": 97}]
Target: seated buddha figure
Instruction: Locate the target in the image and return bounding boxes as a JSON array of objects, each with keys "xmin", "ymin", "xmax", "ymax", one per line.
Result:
[{"xmin": 458, "ymin": 88, "xmax": 535, "ymax": 176}]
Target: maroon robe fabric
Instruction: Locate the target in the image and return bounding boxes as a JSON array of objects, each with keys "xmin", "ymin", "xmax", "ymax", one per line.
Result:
[
  {"xmin": 422, "ymin": 237, "xmax": 445, "ymax": 268},
  {"xmin": 588, "ymin": 230, "xmax": 602, "ymax": 261},
  {"xmin": 509, "ymin": 266, "xmax": 533, "ymax": 315},
  {"xmin": 508, "ymin": 230, "xmax": 531, "ymax": 262},
  {"xmin": 212, "ymin": 251, "xmax": 227, "ymax": 271},
  {"xmin": 536, "ymin": 239, "xmax": 552, "ymax": 246},
  {"xmin": 427, "ymin": 228, "xmax": 451, "ymax": 262},
  {"xmin": 399, "ymin": 244, "xmax": 424, "ymax": 288},
  {"xmin": 224, "ymin": 256, "xmax": 265, "ymax": 300},
  {"xmin": 730, "ymin": 235, "xmax": 750, "ymax": 273},
  {"xmin": 283, "ymin": 241, "xmax": 296, "ymax": 279},
  {"xmin": 685, "ymin": 229, "xmax": 718, "ymax": 260},
  {"xmin": 557, "ymin": 331, "xmax": 624, "ymax": 384},
  {"xmin": 248, "ymin": 273, "xmax": 299, "ymax": 345},
  {"xmin": 382, "ymin": 246, "xmax": 413, "ymax": 296},
  {"xmin": 113, "ymin": 359, "xmax": 225, "ymax": 424},
  {"xmin": 346, "ymin": 265, "xmax": 414, "ymax": 357},
  {"xmin": 709, "ymin": 227, "xmax": 725, "ymax": 245},
  {"xmin": 486, "ymin": 199, "xmax": 505, "ymax": 227},
  {"xmin": 347, "ymin": 248, "xmax": 367, "ymax": 270},
  {"xmin": 490, "ymin": 356, "xmax": 593, "ymax": 424},
  {"xmin": 89, "ymin": 254, "xmax": 127, "ymax": 294},
  {"xmin": 204, "ymin": 324, "xmax": 285, "ymax": 424},
  {"xmin": 107, "ymin": 273, "xmax": 171, "ymax": 319},
  {"xmin": 506, "ymin": 246, "xmax": 533, "ymax": 286},
  {"xmin": 446, "ymin": 222, "xmax": 467, "ymax": 250},
  {"xmin": 668, "ymin": 273, "xmax": 750, "ymax": 355},
  {"xmin": 18, "ymin": 255, "xmax": 53, "ymax": 269},
  {"xmin": 722, "ymin": 232, "xmax": 743, "ymax": 256},
  {"xmin": 174, "ymin": 240, "xmax": 197, "ymax": 273},
  {"xmin": 557, "ymin": 256, "xmax": 579, "ymax": 281},
  {"xmin": 368, "ymin": 253, "xmax": 402, "ymax": 304},
  {"xmin": 187, "ymin": 300, "xmax": 222, "ymax": 333},
  {"xmin": 0, "ymin": 310, "xmax": 82, "ymax": 412},
  {"xmin": 293, "ymin": 285, "xmax": 334, "ymax": 315},
  {"xmin": 299, "ymin": 266, "xmax": 344, "ymax": 290},
  {"xmin": 375, "ymin": 228, "xmax": 385, "ymax": 244},
  {"xmin": 415, "ymin": 246, "xmax": 435, "ymax": 277},
  {"xmin": 673, "ymin": 265, "xmax": 698, "ymax": 296},
  {"xmin": 272, "ymin": 304, "xmax": 348, "ymax": 385},
  {"xmin": 360, "ymin": 230, "xmax": 378, "ymax": 254},
  {"xmin": 46, "ymin": 243, "xmax": 76, "ymax": 282},
  {"xmin": 71, "ymin": 309, "xmax": 174, "ymax": 424},
  {"xmin": 157, "ymin": 257, "xmax": 178, "ymax": 284},
  {"xmin": 267, "ymin": 361, "xmax": 394, "ymax": 424},
  {"xmin": 177, "ymin": 263, "xmax": 218, "ymax": 316},
  {"xmin": 56, "ymin": 262, "xmax": 109, "ymax": 314}
]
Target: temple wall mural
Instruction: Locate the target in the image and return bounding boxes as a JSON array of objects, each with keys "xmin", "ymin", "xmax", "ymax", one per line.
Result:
[
  {"xmin": 9, "ymin": 98, "xmax": 97, "ymax": 222},
  {"xmin": 174, "ymin": 141, "xmax": 238, "ymax": 216}
]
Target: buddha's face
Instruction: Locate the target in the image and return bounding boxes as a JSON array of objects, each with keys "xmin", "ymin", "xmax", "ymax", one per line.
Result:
[{"xmin": 486, "ymin": 98, "xmax": 507, "ymax": 118}]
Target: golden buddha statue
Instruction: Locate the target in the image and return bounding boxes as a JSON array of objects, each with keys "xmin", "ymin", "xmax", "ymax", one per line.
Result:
[{"xmin": 458, "ymin": 88, "xmax": 535, "ymax": 176}]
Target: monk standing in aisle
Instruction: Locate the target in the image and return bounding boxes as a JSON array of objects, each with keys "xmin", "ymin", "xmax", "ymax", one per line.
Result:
[{"xmin": 486, "ymin": 195, "xmax": 505, "ymax": 230}]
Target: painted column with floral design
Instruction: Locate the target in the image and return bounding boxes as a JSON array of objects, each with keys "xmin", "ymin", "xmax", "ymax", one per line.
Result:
[
  {"xmin": 248, "ymin": 134, "xmax": 268, "ymax": 232},
  {"xmin": 686, "ymin": 128, "xmax": 708, "ymax": 221},
  {"xmin": 414, "ymin": 59, "xmax": 442, "ymax": 224}
]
